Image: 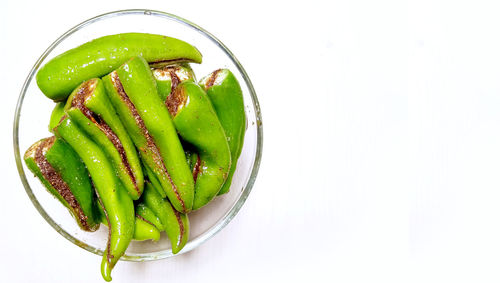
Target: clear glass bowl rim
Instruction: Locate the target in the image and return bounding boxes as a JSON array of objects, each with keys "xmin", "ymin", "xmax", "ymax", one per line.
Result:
[{"xmin": 12, "ymin": 9, "xmax": 263, "ymax": 262}]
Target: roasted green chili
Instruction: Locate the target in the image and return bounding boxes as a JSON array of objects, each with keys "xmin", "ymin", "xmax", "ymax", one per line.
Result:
[
  {"xmin": 102, "ymin": 56, "xmax": 194, "ymax": 213},
  {"xmin": 166, "ymin": 81, "xmax": 231, "ymax": 210},
  {"xmin": 65, "ymin": 78, "xmax": 144, "ymax": 200},
  {"xmin": 54, "ymin": 116, "xmax": 134, "ymax": 282},
  {"xmin": 24, "ymin": 136, "xmax": 100, "ymax": 231},
  {"xmin": 37, "ymin": 33, "xmax": 202, "ymax": 101},
  {"xmin": 199, "ymin": 69, "xmax": 246, "ymax": 195},
  {"xmin": 142, "ymin": 183, "xmax": 189, "ymax": 254}
]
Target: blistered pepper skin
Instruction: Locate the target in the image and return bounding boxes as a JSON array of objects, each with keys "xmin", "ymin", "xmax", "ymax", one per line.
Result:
[
  {"xmin": 54, "ymin": 116, "xmax": 134, "ymax": 282},
  {"xmin": 142, "ymin": 183, "xmax": 189, "ymax": 254},
  {"xmin": 37, "ymin": 33, "xmax": 202, "ymax": 101},
  {"xmin": 166, "ymin": 81, "xmax": 231, "ymax": 210},
  {"xmin": 65, "ymin": 79, "xmax": 144, "ymax": 200},
  {"xmin": 199, "ymin": 69, "xmax": 246, "ymax": 195},
  {"xmin": 24, "ymin": 136, "xmax": 100, "ymax": 231},
  {"xmin": 102, "ymin": 56, "xmax": 194, "ymax": 213}
]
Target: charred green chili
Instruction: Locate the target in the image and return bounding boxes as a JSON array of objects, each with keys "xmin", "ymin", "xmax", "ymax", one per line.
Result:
[
  {"xmin": 37, "ymin": 33, "xmax": 202, "ymax": 101},
  {"xmin": 199, "ymin": 69, "xmax": 246, "ymax": 195},
  {"xmin": 102, "ymin": 56, "xmax": 194, "ymax": 213},
  {"xmin": 152, "ymin": 65, "xmax": 203, "ymax": 190},
  {"xmin": 166, "ymin": 81, "xmax": 231, "ymax": 210},
  {"xmin": 54, "ymin": 116, "xmax": 134, "ymax": 282},
  {"xmin": 65, "ymin": 78, "xmax": 144, "ymax": 200},
  {"xmin": 24, "ymin": 136, "xmax": 100, "ymax": 232},
  {"xmin": 142, "ymin": 183, "xmax": 189, "ymax": 254}
]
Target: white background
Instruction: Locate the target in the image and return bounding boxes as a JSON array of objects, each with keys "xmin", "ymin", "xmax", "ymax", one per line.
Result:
[{"xmin": 2, "ymin": 0, "xmax": 500, "ymax": 282}]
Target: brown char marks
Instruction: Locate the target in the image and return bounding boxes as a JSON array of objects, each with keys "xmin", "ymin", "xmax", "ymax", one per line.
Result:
[
  {"xmin": 153, "ymin": 66, "xmax": 182, "ymax": 94},
  {"xmin": 168, "ymin": 67, "xmax": 181, "ymax": 93},
  {"xmin": 168, "ymin": 201, "xmax": 185, "ymax": 246},
  {"xmin": 136, "ymin": 214, "xmax": 155, "ymax": 227},
  {"xmin": 150, "ymin": 58, "xmax": 191, "ymax": 66},
  {"xmin": 110, "ymin": 72, "xmax": 186, "ymax": 212},
  {"xmin": 166, "ymin": 84, "xmax": 186, "ymax": 117},
  {"xmin": 71, "ymin": 81, "xmax": 139, "ymax": 195},
  {"xmin": 192, "ymin": 155, "xmax": 201, "ymax": 183},
  {"xmin": 35, "ymin": 137, "xmax": 91, "ymax": 230},
  {"xmin": 205, "ymin": 69, "xmax": 222, "ymax": 89}
]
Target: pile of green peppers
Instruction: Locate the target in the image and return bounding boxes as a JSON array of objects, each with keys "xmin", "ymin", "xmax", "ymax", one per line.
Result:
[{"xmin": 23, "ymin": 33, "xmax": 246, "ymax": 281}]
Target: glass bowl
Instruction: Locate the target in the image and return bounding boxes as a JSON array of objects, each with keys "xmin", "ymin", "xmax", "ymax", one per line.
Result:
[{"xmin": 13, "ymin": 9, "xmax": 262, "ymax": 261}]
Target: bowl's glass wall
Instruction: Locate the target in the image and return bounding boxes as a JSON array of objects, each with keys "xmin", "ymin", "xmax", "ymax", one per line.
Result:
[{"xmin": 14, "ymin": 10, "xmax": 262, "ymax": 261}]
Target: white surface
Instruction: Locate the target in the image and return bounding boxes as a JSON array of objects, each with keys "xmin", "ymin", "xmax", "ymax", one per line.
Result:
[{"xmin": 2, "ymin": 0, "xmax": 500, "ymax": 282}]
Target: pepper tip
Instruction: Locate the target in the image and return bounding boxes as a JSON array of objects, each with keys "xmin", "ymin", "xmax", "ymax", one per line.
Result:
[{"xmin": 101, "ymin": 258, "xmax": 113, "ymax": 282}]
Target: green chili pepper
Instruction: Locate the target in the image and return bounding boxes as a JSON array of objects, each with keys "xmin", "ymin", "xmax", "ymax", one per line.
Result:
[
  {"xmin": 24, "ymin": 136, "xmax": 100, "ymax": 232},
  {"xmin": 199, "ymin": 69, "xmax": 246, "ymax": 195},
  {"xmin": 133, "ymin": 217, "xmax": 160, "ymax": 241},
  {"xmin": 152, "ymin": 64, "xmax": 195, "ymax": 101},
  {"xmin": 166, "ymin": 81, "xmax": 231, "ymax": 210},
  {"xmin": 54, "ymin": 116, "xmax": 134, "ymax": 282},
  {"xmin": 65, "ymin": 78, "xmax": 144, "ymax": 200},
  {"xmin": 49, "ymin": 102, "xmax": 65, "ymax": 133},
  {"xmin": 102, "ymin": 56, "xmax": 194, "ymax": 213},
  {"xmin": 96, "ymin": 202, "xmax": 160, "ymax": 241},
  {"xmin": 153, "ymin": 64, "xmax": 202, "ymax": 188},
  {"xmin": 136, "ymin": 202, "xmax": 165, "ymax": 231},
  {"xmin": 37, "ymin": 33, "xmax": 202, "ymax": 101},
  {"xmin": 142, "ymin": 183, "xmax": 189, "ymax": 254}
]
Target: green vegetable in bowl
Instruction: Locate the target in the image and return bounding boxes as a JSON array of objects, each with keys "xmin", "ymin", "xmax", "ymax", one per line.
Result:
[
  {"xmin": 24, "ymin": 136, "xmax": 100, "ymax": 232},
  {"xmin": 102, "ymin": 56, "xmax": 194, "ymax": 214},
  {"xmin": 54, "ymin": 116, "xmax": 134, "ymax": 282},
  {"xmin": 200, "ymin": 69, "xmax": 246, "ymax": 195},
  {"xmin": 64, "ymin": 78, "xmax": 144, "ymax": 200},
  {"xmin": 25, "ymin": 31, "xmax": 249, "ymax": 281},
  {"xmin": 166, "ymin": 81, "xmax": 231, "ymax": 210},
  {"xmin": 37, "ymin": 33, "xmax": 202, "ymax": 101},
  {"xmin": 142, "ymin": 182, "xmax": 189, "ymax": 254}
]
